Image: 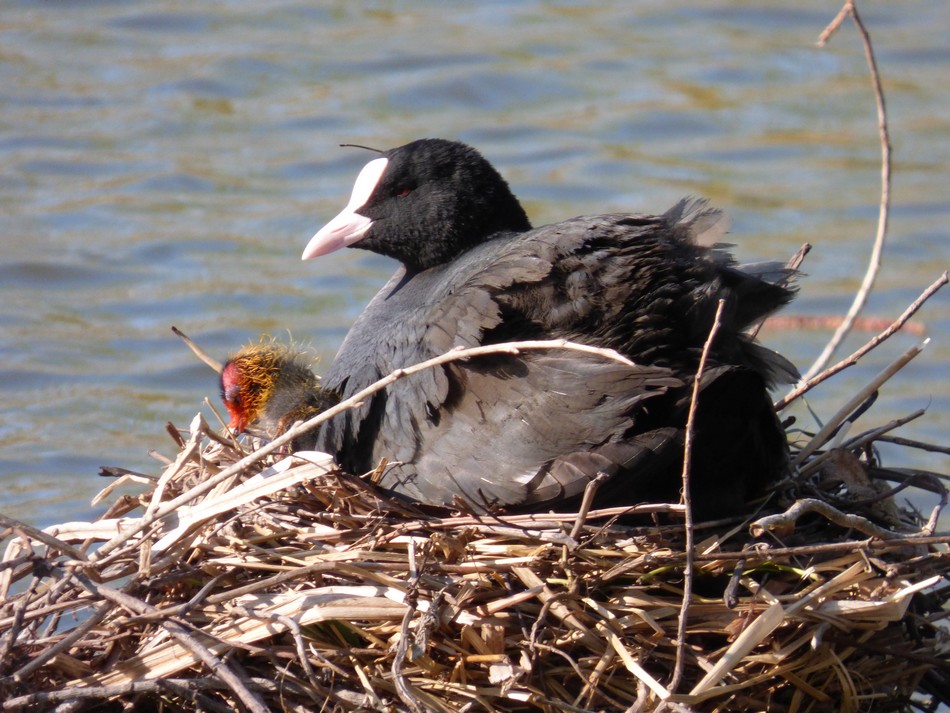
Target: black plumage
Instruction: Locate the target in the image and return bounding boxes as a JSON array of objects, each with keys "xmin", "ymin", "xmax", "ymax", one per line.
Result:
[{"xmin": 303, "ymin": 138, "xmax": 797, "ymax": 515}]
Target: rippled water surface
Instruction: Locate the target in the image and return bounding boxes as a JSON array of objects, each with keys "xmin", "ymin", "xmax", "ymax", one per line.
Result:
[{"xmin": 1, "ymin": 1, "xmax": 948, "ymax": 527}]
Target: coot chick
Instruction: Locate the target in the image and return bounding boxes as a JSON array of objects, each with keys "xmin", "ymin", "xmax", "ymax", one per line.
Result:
[
  {"xmin": 220, "ymin": 341, "xmax": 339, "ymax": 450},
  {"xmin": 302, "ymin": 138, "xmax": 797, "ymax": 515}
]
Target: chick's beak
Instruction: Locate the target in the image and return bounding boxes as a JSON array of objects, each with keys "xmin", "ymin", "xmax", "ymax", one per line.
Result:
[{"xmin": 227, "ymin": 410, "xmax": 247, "ymax": 433}]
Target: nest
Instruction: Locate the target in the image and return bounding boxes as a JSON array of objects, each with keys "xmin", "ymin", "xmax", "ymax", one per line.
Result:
[{"xmin": 1, "ymin": 349, "xmax": 948, "ymax": 713}]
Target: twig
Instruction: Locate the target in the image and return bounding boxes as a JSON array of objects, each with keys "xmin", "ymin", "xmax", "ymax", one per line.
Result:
[
  {"xmin": 670, "ymin": 299, "xmax": 725, "ymax": 693},
  {"xmin": 5, "ymin": 599, "xmax": 113, "ymax": 685},
  {"xmin": 1, "ymin": 677, "xmax": 291, "ymax": 712},
  {"xmin": 874, "ymin": 435, "xmax": 950, "ymax": 457},
  {"xmin": 0, "ymin": 553, "xmax": 34, "ymax": 575},
  {"xmin": 792, "ymin": 339, "xmax": 928, "ymax": 466},
  {"xmin": 392, "ymin": 542, "xmax": 425, "ymax": 713},
  {"xmin": 0, "ymin": 575, "xmax": 41, "ymax": 669},
  {"xmin": 804, "ymin": 0, "xmax": 891, "ymax": 380},
  {"xmin": 817, "ymin": 3, "xmax": 850, "ymax": 45},
  {"xmin": 777, "ymin": 273, "xmax": 947, "ymax": 410},
  {"xmin": 277, "ymin": 338, "xmax": 631, "ymax": 448},
  {"xmin": 0, "ymin": 593, "xmax": 96, "ymax": 632},
  {"xmin": 120, "ymin": 574, "xmax": 226, "ymax": 625},
  {"xmin": 751, "ymin": 498, "xmax": 910, "ymax": 539},
  {"xmin": 0, "ymin": 515, "xmax": 89, "ymax": 563},
  {"xmin": 841, "ymin": 409, "xmax": 926, "ymax": 452},
  {"xmin": 47, "ymin": 567, "xmax": 270, "ymax": 713},
  {"xmin": 750, "ymin": 243, "xmax": 810, "ymax": 339},
  {"xmin": 785, "ymin": 242, "xmax": 813, "ymax": 274},
  {"xmin": 693, "ymin": 534, "xmax": 950, "ymax": 562},
  {"xmin": 799, "ymin": 408, "xmax": 926, "ymax": 478},
  {"xmin": 569, "ymin": 472, "xmax": 609, "ymax": 542},
  {"xmin": 917, "ymin": 476, "xmax": 948, "ymax": 537},
  {"xmin": 653, "ymin": 702, "xmax": 699, "ymax": 713},
  {"xmin": 228, "ymin": 606, "xmax": 343, "ymax": 693},
  {"xmin": 86, "ymin": 339, "xmax": 634, "ymax": 566},
  {"xmin": 172, "ymin": 326, "xmax": 223, "ymax": 373}
]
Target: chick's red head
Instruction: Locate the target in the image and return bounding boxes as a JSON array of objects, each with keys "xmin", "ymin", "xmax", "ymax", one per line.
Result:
[
  {"xmin": 220, "ymin": 358, "xmax": 253, "ymax": 432},
  {"xmin": 220, "ymin": 349, "xmax": 281, "ymax": 433}
]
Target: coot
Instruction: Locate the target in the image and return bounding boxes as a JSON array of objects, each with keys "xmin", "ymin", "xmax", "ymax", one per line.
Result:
[
  {"xmin": 221, "ymin": 341, "xmax": 339, "ymax": 450},
  {"xmin": 302, "ymin": 139, "xmax": 797, "ymax": 515}
]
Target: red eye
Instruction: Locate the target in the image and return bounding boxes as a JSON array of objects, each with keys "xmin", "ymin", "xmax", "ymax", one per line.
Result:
[{"xmin": 397, "ymin": 187, "xmax": 411, "ymax": 197}]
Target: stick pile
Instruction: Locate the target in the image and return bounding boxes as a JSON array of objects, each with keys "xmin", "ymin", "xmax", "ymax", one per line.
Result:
[{"xmin": 1, "ymin": 377, "xmax": 947, "ymax": 712}]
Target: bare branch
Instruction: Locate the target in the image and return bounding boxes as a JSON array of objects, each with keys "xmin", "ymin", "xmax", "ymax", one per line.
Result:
[
  {"xmin": 86, "ymin": 339, "xmax": 633, "ymax": 565},
  {"xmin": 776, "ymin": 272, "xmax": 947, "ymax": 410},
  {"xmin": 670, "ymin": 299, "xmax": 725, "ymax": 693},
  {"xmin": 803, "ymin": 0, "xmax": 892, "ymax": 380},
  {"xmin": 172, "ymin": 326, "xmax": 223, "ymax": 374},
  {"xmin": 792, "ymin": 340, "xmax": 928, "ymax": 466},
  {"xmin": 45, "ymin": 567, "xmax": 270, "ymax": 713},
  {"xmin": 569, "ymin": 472, "xmax": 610, "ymax": 543},
  {"xmin": 752, "ymin": 498, "xmax": 913, "ymax": 540}
]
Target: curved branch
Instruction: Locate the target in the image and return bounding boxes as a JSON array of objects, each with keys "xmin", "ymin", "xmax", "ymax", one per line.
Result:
[
  {"xmin": 88, "ymin": 339, "xmax": 632, "ymax": 564},
  {"xmin": 803, "ymin": 0, "xmax": 891, "ymax": 380}
]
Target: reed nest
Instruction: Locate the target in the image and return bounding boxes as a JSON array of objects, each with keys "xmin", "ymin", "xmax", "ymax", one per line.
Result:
[
  {"xmin": 5, "ymin": 4, "xmax": 949, "ymax": 710},
  {"xmin": 1, "ymin": 333, "xmax": 949, "ymax": 712}
]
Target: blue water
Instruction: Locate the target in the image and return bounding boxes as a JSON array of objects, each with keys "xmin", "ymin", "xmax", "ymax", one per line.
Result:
[{"xmin": 0, "ymin": 0, "xmax": 947, "ymax": 528}]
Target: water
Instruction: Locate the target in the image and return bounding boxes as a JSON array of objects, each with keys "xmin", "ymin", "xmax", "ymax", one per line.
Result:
[{"xmin": 1, "ymin": 0, "xmax": 947, "ymax": 529}]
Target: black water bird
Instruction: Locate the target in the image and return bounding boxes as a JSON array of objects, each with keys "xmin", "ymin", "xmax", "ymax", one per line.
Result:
[{"xmin": 302, "ymin": 138, "xmax": 797, "ymax": 515}]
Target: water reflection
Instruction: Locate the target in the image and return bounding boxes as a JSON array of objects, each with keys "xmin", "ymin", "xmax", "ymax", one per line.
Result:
[{"xmin": 0, "ymin": 1, "xmax": 946, "ymax": 527}]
